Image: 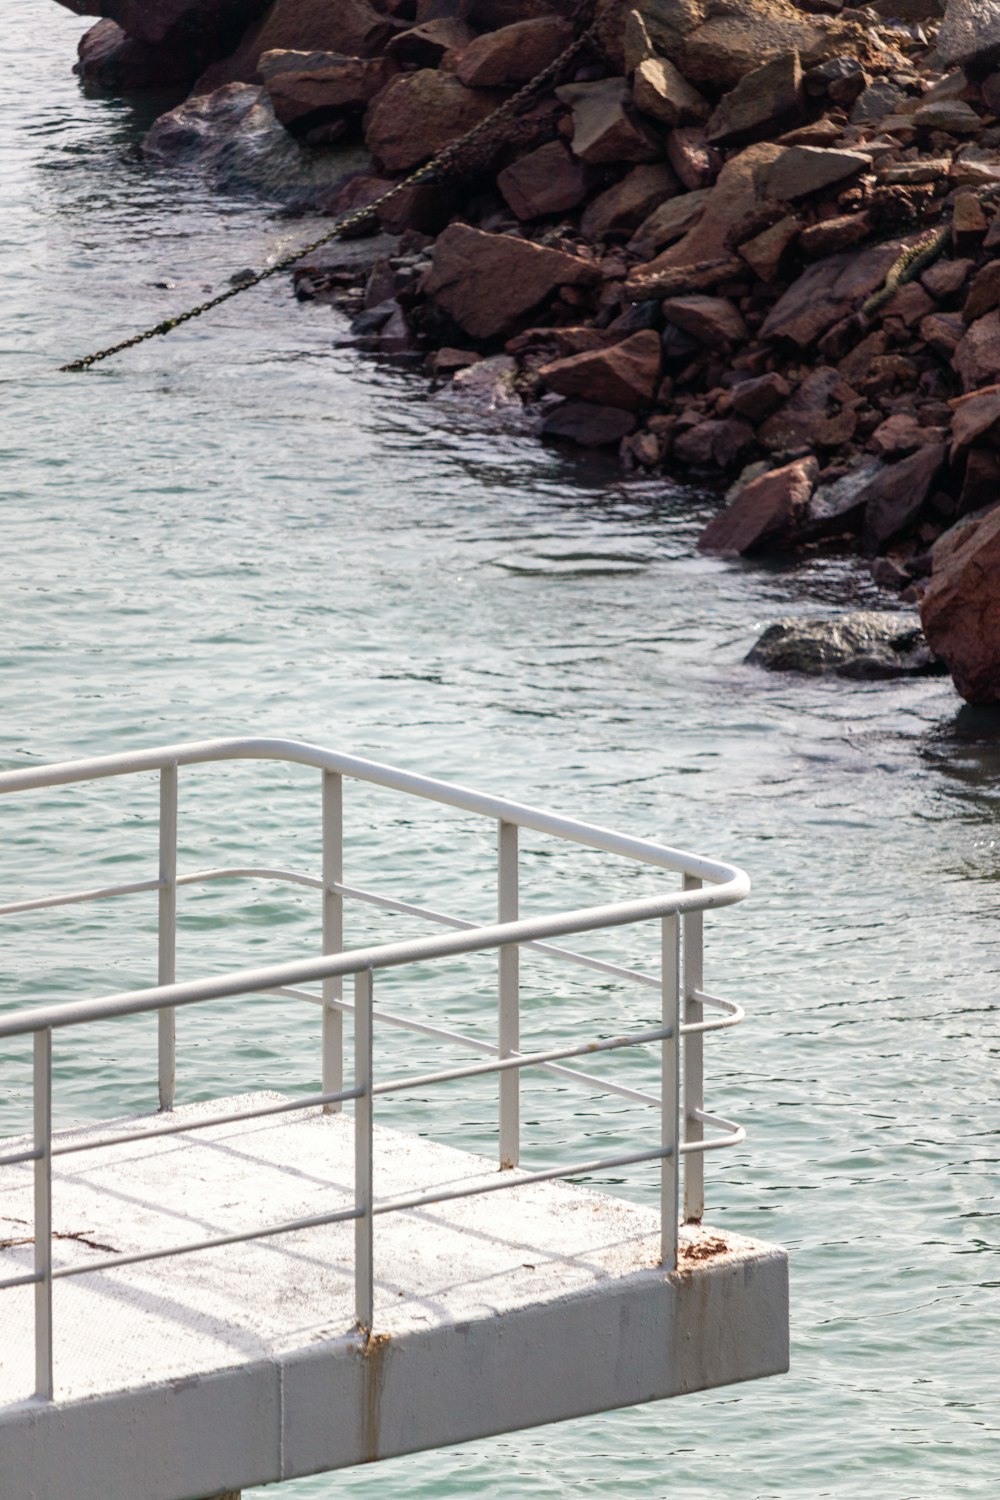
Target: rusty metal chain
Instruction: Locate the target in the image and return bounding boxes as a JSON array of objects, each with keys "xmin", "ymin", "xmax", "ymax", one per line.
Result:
[{"xmin": 61, "ymin": 21, "xmax": 600, "ymax": 373}]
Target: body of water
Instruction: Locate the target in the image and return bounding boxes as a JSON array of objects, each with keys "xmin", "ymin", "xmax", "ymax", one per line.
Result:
[{"xmin": 1, "ymin": 4, "xmax": 998, "ymax": 1494}]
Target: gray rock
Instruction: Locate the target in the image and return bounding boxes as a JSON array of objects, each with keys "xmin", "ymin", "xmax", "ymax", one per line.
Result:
[
  {"xmin": 937, "ymin": 0, "xmax": 1000, "ymax": 71},
  {"xmin": 746, "ymin": 611, "xmax": 946, "ymax": 678}
]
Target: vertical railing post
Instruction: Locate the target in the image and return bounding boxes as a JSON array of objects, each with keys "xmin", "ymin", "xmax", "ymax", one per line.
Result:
[
  {"xmin": 661, "ymin": 915, "xmax": 680, "ymax": 1269},
  {"xmin": 34, "ymin": 1028, "xmax": 53, "ymax": 1400},
  {"xmin": 158, "ymin": 765, "xmax": 178, "ymax": 1112},
  {"xmin": 354, "ymin": 968, "xmax": 373, "ymax": 1334},
  {"xmin": 322, "ymin": 772, "xmax": 344, "ymax": 1113},
  {"xmin": 497, "ymin": 820, "xmax": 519, "ymax": 1170},
  {"xmin": 683, "ymin": 875, "xmax": 704, "ymax": 1223}
]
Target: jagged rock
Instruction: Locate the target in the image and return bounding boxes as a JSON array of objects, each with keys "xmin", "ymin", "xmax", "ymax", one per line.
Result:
[
  {"xmin": 850, "ymin": 79, "xmax": 906, "ymax": 122},
  {"xmin": 195, "ymin": 0, "xmax": 393, "ymax": 88},
  {"xmin": 871, "ymin": 413, "xmax": 943, "ymax": 457},
  {"xmin": 962, "ymin": 260, "xmax": 1000, "ymax": 322},
  {"xmin": 913, "ymin": 98, "xmax": 981, "ymax": 131},
  {"xmin": 632, "ymin": 55, "xmax": 709, "ymax": 127},
  {"xmin": 665, "ymin": 127, "xmax": 719, "ymax": 189},
  {"xmin": 759, "ymin": 144, "xmax": 871, "ymax": 200},
  {"xmin": 56, "ymin": 0, "xmax": 270, "ymax": 50},
  {"xmin": 497, "ymin": 141, "xmax": 590, "ymax": 221},
  {"xmin": 673, "ymin": 417, "xmax": 756, "ymax": 470},
  {"xmin": 675, "ymin": 0, "xmax": 865, "ymax": 91},
  {"xmin": 949, "ymin": 383, "xmax": 1000, "ymax": 448},
  {"xmin": 859, "ymin": 443, "xmax": 947, "ymax": 553},
  {"xmin": 387, "ymin": 18, "xmax": 475, "ymax": 68},
  {"xmin": 698, "ymin": 456, "xmax": 818, "ymax": 551},
  {"xmin": 661, "ymin": 294, "xmax": 748, "ymax": 351},
  {"xmin": 728, "ymin": 372, "xmax": 791, "ymax": 421},
  {"xmin": 746, "ymin": 611, "xmax": 942, "ymax": 677},
  {"xmin": 259, "ymin": 50, "xmax": 396, "ymax": 128},
  {"xmin": 738, "ymin": 214, "xmax": 801, "ymax": 280},
  {"xmin": 595, "ymin": 0, "xmax": 705, "ymax": 75},
  {"xmin": 706, "ymin": 51, "xmax": 805, "ymax": 146},
  {"xmin": 141, "ymin": 82, "xmax": 350, "ymax": 202},
  {"xmin": 541, "ymin": 400, "xmax": 638, "ymax": 445},
  {"xmin": 422, "ymin": 223, "xmax": 600, "ymax": 340},
  {"xmin": 456, "ymin": 16, "xmax": 573, "ymax": 86},
  {"xmin": 920, "ymin": 503, "xmax": 1000, "ymax": 700},
  {"xmin": 800, "ymin": 458, "xmax": 883, "ymax": 537},
  {"xmin": 537, "ymin": 330, "xmax": 662, "ymax": 410},
  {"xmin": 952, "ymin": 310, "xmax": 1000, "ymax": 389},
  {"xmin": 580, "ymin": 164, "xmax": 678, "ymax": 241},
  {"xmin": 937, "ymin": 0, "xmax": 1000, "ymax": 73},
  {"xmin": 627, "ymin": 187, "xmax": 712, "ymax": 256},
  {"xmin": 921, "ymin": 310, "xmax": 965, "ymax": 357},
  {"xmin": 806, "ymin": 55, "xmax": 866, "ymax": 104},
  {"xmin": 364, "ymin": 71, "xmax": 502, "ymax": 173},
  {"xmin": 556, "ymin": 78, "xmax": 660, "ymax": 164},
  {"xmin": 759, "ymin": 367, "xmax": 861, "ymax": 450},
  {"xmin": 638, "ymin": 142, "xmax": 783, "ymax": 273},
  {"xmin": 760, "ymin": 238, "xmax": 913, "ymax": 347},
  {"xmin": 798, "ymin": 213, "xmax": 870, "ymax": 257},
  {"xmin": 922, "ymin": 256, "xmax": 973, "ymax": 298}
]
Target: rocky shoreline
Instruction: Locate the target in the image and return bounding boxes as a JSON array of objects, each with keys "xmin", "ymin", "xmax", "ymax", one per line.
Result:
[{"xmin": 55, "ymin": 0, "xmax": 1000, "ymax": 701}]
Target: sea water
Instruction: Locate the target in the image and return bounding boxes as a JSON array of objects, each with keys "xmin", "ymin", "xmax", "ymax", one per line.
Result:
[{"xmin": 1, "ymin": 3, "xmax": 998, "ymax": 1494}]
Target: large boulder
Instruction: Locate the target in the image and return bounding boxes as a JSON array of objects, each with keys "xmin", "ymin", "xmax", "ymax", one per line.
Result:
[
  {"xmin": 580, "ymin": 163, "xmax": 678, "ymax": 241},
  {"xmin": 921, "ymin": 504, "xmax": 1000, "ymax": 700},
  {"xmin": 747, "ymin": 612, "xmax": 943, "ymax": 678},
  {"xmin": 537, "ymin": 330, "xmax": 662, "ymax": 410},
  {"xmin": 55, "ymin": 0, "xmax": 269, "ymax": 49},
  {"xmin": 259, "ymin": 50, "xmax": 397, "ymax": 130},
  {"xmin": 456, "ymin": 16, "xmax": 574, "ymax": 87},
  {"xmin": 497, "ymin": 141, "xmax": 590, "ymax": 221},
  {"xmin": 364, "ymin": 72, "xmax": 503, "ymax": 173},
  {"xmin": 195, "ymin": 0, "xmax": 392, "ymax": 87},
  {"xmin": 697, "ymin": 457, "xmax": 817, "ymax": 553},
  {"xmin": 936, "ymin": 0, "xmax": 1000, "ymax": 72},
  {"xmin": 631, "ymin": 141, "xmax": 783, "ymax": 275},
  {"xmin": 422, "ymin": 223, "xmax": 601, "ymax": 340},
  {"xmin": 74, "ymin": 17, "xmax": 196, "ymax": 88},
  {"xmin": 706, "ymin": 51, "xmax": 804, "ymax": 147}
]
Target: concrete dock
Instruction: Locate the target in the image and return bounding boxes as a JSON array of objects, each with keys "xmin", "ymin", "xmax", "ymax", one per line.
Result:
[{"xmin": 1, "ymin": 1095, "xmax": 788, "ymax": 1500}]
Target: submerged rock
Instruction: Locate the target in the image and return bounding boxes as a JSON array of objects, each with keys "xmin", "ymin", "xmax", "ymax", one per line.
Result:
[{"xmin": 746, "ymin": 612, "xmax": 945, "ymax": 678}]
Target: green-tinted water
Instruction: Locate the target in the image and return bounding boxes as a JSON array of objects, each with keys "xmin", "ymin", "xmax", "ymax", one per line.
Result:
[{"xmin": 2, "ymin": 4, "xmax": 998, "ymax": 1492}]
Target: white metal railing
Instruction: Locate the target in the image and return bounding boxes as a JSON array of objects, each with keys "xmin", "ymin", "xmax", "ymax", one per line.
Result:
[{"xmin": 0, "ymin": 738, "xmax": 750, "ymax": 1403}]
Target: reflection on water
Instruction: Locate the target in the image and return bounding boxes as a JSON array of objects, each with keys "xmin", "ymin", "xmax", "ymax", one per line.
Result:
[{"xmin": 2, "ymin": 3, "xmax": 1000, "ymax": 1495}]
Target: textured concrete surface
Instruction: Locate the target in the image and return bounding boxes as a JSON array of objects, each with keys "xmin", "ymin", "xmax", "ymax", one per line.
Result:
[{"xmin": 1, "ymin": 1095, "xmax": 789, "ymax": 1500}]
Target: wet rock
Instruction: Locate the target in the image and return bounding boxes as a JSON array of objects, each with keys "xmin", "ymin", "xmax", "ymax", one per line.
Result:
[
  {"xmin": 660, "ymin": 294, "xmax": 749, "ymax": 351},
  {"xmin": 706, "ymin": 51, "xmax": 805, "ymax": 146},
  {"xmin": 937, "ymin": 0, "xmax": 1000, "ymax": 73},
  {"xmin": 580, "ymin": 164, "xmax": 678, "ymax": 242},
  {"xmin": 449, "ymin": 353, "xmax": 522, "ymax": 410},
  {"xmin": 142, "ymin": 82, "xmax": 350, "ymax": 203},
  {"xmin": 74, "ymin": 17, "xmax": 195, "ymax": 89},
  {"xmin": 760, "ymin": 238, "xmax": 913, "ymax": 347},
  {"xmin": 632, "ymin": 54, "xmax": 709, "ymax": 127},
  {"xmin": 952, "ymin": 310, "xmax": 1000, "ymax": 390},
  {"xmin": 423, "ymin": 224, "xmax": 600, "ymax": 341},
  {"xmin": 541, "ymin": 399, "xmax": 638, "ymax": 445},
  {"xmin": 556, "ymin": 78, "xmax": 660, "ymax": 164},
  {"xmin": 456, "ymin": 16, "xmax": 574, "ymax": 86},
  {"xmin": 759, "ymin": 367, "xmax": 862, "ymax": 450},
  {"xmin": 58, "ymin": 0, "xmax": 270, "ymax": 52},
  {"xmin": 860, "ymin": 442, "xmax": 948, "ymax": 553},
  {"xmin": 364, "ymin": 71, "xmax": 502, "ymax": 173},
  {"xmin": 746, "ymin": 610, "xmax": 942, "ymax": 677},
  {"xmin": 259, "ymin": 50, "xmax": 396, "ymax": 128},
  {"xmin": 538, "ymin": 330, "xmax": 662, "ymax": 410},
  {"xmin": 920, "ymin": 503, "xmax": 1000, "ymax": 700},
  {"xmin": 497, "ymin": 141, "xmax": 590, "ymax": 221},
  {"xmin": 759, "ymin": 144, "xmax": 871, "ymax": 200},
  {"xmin": 697, "ymin": 456, "xmax": 818, "ymax": 551},
  {"xmin": 674, "ymin": 416, "xmax": 756, "ymax": 470},
  {"xmin": 801, "ymin": 457, "xmax": 883, "ymax": 537}
]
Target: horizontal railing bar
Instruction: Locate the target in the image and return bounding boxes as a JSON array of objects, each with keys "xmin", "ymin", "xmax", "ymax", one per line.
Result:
[
  {"xmin": 50, "ymin": 1087, "xmax": 363, "ymax": 1159},
  {"xmin": 51, "ymin": 1202, "xmax": 366, "ymax": 1281},
  {"xmin": 373, "ymin": 1027, "xmax": 671, "ymax": 1098},
  {"xmin": 271, "ymin": 988, "xmax": 661, "ymax": 1107},
  {"xmin": 177, "ymin": 866, "xmax": 323, "ymax": 892},
  {"xmin": 0, "ymin": 877, "xmax": 163, "ymax": 918},
  {"xmin": 0, "ymin": 1147, "xmax": 42, "ymax": 1167},
  {"xmin": 373, "ymin": 1145, "xmax": 673, "ymax": 1218},
  {"xmin": 0, "ymin": 882, "xmax": 739, "ymax": 1041},
  {"xmin": 0, "ymin": 1270, "xmax": 42, "ymax": 1291},
  {"xmin": 0, "ymin": 738, "xmax": 749, "ymax": 893}
]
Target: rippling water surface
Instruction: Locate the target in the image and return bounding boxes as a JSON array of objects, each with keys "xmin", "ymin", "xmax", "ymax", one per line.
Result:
[{"xmin": 2, "ymin": 4, "xmax": 999, "ymax": 1494}]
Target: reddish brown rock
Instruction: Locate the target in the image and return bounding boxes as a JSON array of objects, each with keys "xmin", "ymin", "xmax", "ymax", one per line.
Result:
[
  {"xmin": 632, "ymin": 55, "xmax": 709, "ymax": 128},
  {"xmin": 738, "ymin": 214, "xmax": 801, "ymax": 281},
  {"xmin": 870, "ymin": 413, "xmax": 943, "ymax": 458},
  {"xmin": 665, "ymin": 127, "xmax": 720, "ymax": 190},
  {"xmin": 423, "ymin": 224, "xmax": 600, "ymax": 340},
  {"xmin": 953, "ymin": 189, "xmax": 988, "ymax": 243},
  {"xmin": 728, "ymin": 372, "xmax": 791, "ymax": 421},
  {"xmin": 673, "ymin": 417, "xmax": 756, "ymax": 470},
  {"xmin": 798, "ymin": 213, "xmax": 870, "ymax": 258},
  {"xmin": 202, "ymin": 0, "xmax": 393, "ymax": 85},
  {"xmin": 759, "ymin": 367, "xmax": 862, "ymax": 451},
  {"xmin": 881, "ymin": 281, "xmax": 936, "ymax": 329},
  {"xmin": 949, "ymin": 384, "xmax": 1000, "ymax": 452},
  {"xmin": 676, "ymin": 2, "xmax": 862, "ymax": 91},
  {"xmin": 556, "ymin": 78, "xmax": 660, "ymax": 165},
  {"xmin": 759, "ymin": 145, "xmax": 871, "ymax": 201},
  {"xmin": 541, "ymin": 400, "xmax": 638, "ymax": 446},
  {"xmin": 839, "ymin": 330, "xmax": 886, "ymax": 387},
  {"xmin": 963, "ymin": 261, "xmax": 1000, "ymax": 324},
  {"xmin": 259, "ymin": 50, "xmax": 396, "ymax": 127},
  {"xmin": 387, "ymin": 18, "xmax": 475, "ymax": 68},
  {"xmin": 661, "ymin": 295, "xmax": 749, "ymax": 352},
  {"xmin": 953, "ymin": 311, "xmax": 1000, "ymax": 391},
  {"xmin": 60, "ymin": 0, "xmax": 270, "ymax": 50},
  {"xmin": 580, "ymin": 164, "xmax": 678, "ymax": 242},
  {"xmin": 497, "ymin": 141, "xmax": 590, "ymax": 221},
  {"xmin": 920, "ymin": 311, "xmax": 965, "ymax": 359},
  {"xmin": 74, "ymin": 17, "xmax": 196, "ymax": 88},
  {"xmin": 538, "ymin": 330, "xmax": 662, "ymax": 411},
  {"xmin": 920, "ymin": 504, "xmax": 1000, "ymax": 701},
  {"xmin": 456, "ymin": 16, "xmax": 573, "ymax": 86},
  {"xmin": 921, "ymin": 257, "xmax": 973, "ymax": 299},
  {"xmin": 860, "ymin": 443, "xmax": 947, "ymax": 554},
  {"xmin": 697, "ymin": 457, "xmax": 819, "ymax": 553},
  {"xmin": 760, "ymin": 239, "xmax": 914, "ymax": 348},
  {"xmin": 958, "ymin": 448, "xmax": 1000, "ymax": 514},
  {"xmin": 640, "ymin": 142, "xmax": 783, "ymax": 274},
  {"xmin": 706, "ymin": 50, "xmax": 804, "ymax": 147},
  {"xmin": 364, "ymin": 72, "xmax": 502, "ymax": 173}
]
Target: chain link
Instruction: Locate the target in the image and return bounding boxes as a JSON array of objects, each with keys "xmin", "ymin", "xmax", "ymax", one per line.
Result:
[{"xmin": 61, "ymin": 22, "xmax": 600, "ymax": 373}]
